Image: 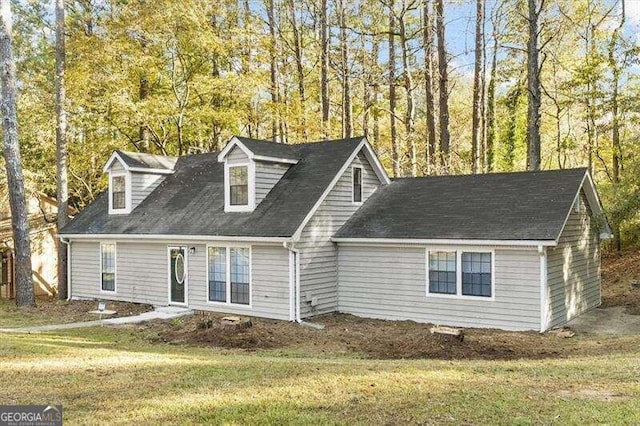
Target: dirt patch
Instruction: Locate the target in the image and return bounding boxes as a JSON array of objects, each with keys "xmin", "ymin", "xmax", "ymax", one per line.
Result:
[
  {"xmin": 0, "ymin": 297, "xmax": 152, "ymax": 327},
  {"xmin": 557, "ymin": 389, "xmax": 629, "ymax": 402},
  {"xmin": 138, "ymin": 311, "xmax": 639, "ymax": 361},
  {"xmin": 601, "ymin": 249, "xmax": 640, "ymax": 315}
]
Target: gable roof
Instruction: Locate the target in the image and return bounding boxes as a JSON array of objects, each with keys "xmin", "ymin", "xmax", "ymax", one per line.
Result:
[
  {"xmin": 103, "ymin": 151, "xmax": 177, "ymax": 174},
  {"xmin": 334, "ymin": 168, "xmax": 605, "ymax": 244},
  {"xmin": 218, "ymin": 137, "xmax": 300, "ymax": 164},
  {"xmin": 61, "ymin": 137, "xmax": 369, "ymax": 238}
]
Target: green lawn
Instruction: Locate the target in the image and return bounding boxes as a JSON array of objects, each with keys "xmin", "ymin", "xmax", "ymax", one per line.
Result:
[{"xmin": 1, "ymin": 326, "xmax": 639, "ymax": 425}]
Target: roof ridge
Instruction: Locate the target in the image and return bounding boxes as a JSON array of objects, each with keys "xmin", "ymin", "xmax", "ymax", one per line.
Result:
[{"xmin": 391, "ymin": 167, "xmax": 588, "ymax": 181}]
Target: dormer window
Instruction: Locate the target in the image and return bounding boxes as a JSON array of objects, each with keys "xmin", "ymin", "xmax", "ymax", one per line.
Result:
[
  {"xmin": 229, "ymin": 166, "xmax": 249, "ymax": 206},
  {"xmin": 224, "ymin": 161, "xmax": 255, "ymax": 212},
  {"xmin": 112, "ymin": 176, "xmax": 126, "ymax": 209},
  {"xmin": 109, "ymin": 173, "xmax": 131, "ymax": 214}
]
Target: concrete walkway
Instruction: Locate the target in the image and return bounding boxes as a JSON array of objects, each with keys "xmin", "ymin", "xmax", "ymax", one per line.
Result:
[
  {"xmin": 567, "ymin": 306, "xmax": 640, "ymax": 335},
  {"xmin": 0, "ymin": 306, "xmax": 194, "ymax": 333}
]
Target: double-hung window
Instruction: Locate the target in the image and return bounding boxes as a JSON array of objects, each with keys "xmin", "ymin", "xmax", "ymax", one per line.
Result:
[
  {"xmin": 101, "ymin": 243, "xmax": 116, "ymax": 292},
  {"xmin": 352, "ymin": 166, "xmax": 363, "ymax": 203},
  {"xmin": 207, "ymin": 246, "xmax": 250, "ymax": 306},
  {"xmin": 427, "ymin": 250, "xmax": 493, "ymax": 298},
  {"xmin": 229, "ymin": 166, "xmax": 248, "ymax": 206},
  {"xmin": 111, "ymin": 175, "xmax": 126, "ymax": 210}
]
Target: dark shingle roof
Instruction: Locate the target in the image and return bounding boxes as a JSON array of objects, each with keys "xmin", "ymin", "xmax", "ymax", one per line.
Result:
[
  {"xmin": 61, "ymin": 138, "xmax": 364, "ymax": 237},
  {"xmin": 334, "ymin": 168, "xmax": 588, "ymax": 241},
  {"xmin": 235, "ymin": 137, "xmax": 300, "ymax": 161},
  {"xmin": 116, "ymin": 150, "xmax": 177, "ymax": 170}
]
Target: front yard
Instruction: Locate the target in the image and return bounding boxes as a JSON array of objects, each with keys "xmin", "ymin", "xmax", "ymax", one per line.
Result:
[
  {"xmin": 1, "ymin": 250, "xmax": 640, "ymax": 424},
  {"xmin": 1, "ymin": 326, "xmax": 639, "ymax": 424}
]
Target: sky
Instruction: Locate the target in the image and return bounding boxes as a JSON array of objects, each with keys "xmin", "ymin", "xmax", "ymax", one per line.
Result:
[{"xmin": 442, "ymin": 0, "xmax": 640, "ymax": 76}]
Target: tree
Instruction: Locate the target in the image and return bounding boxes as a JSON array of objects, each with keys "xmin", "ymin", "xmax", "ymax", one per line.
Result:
[
  {"xmin": 435, "ymin": 0, "xmax": 449, "ymax": 172},
  {"xmin": 267, "ymin": 0, "xmax": 281, "ymax": 142},
  {"xmin": 55, "ymin": 0, "xmax": 69, "ymax": 300},
  {"xmin": 471, "ymin": 0, "xmax": 484, "ymax": 174},
  {"xmin": 422, "ymin": 0, "xmax": 436, "ymax": 174},
  {"xmin": 526, "ymin": 0, "xmax": 543, "ymax": 171},
  {"xmin": 388, "ymin": 0, "xmax": 399, "ymax": 177},
  {"xmin": 0, "ymin": 0, "xmax": 34, "ymax": 307},
  {"xmin": 320, "ymin": 0, "xmax": 330, "ymax": 139},
  {"xmin": 398, "ymin": 0, "xmax": 417, "ymax": 176},
  {"xmin": 338, "ymin": 0, "xmax": 352, "ymax": 138}
]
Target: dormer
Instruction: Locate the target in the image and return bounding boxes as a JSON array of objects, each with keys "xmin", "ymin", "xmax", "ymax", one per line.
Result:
[
  {"xmin": 217, "ymin": 137, "xmax": 299, "ymax": 213},
  {"xmin": 103, "ymin": 150, "xmax": 177, "ymax": 215}
]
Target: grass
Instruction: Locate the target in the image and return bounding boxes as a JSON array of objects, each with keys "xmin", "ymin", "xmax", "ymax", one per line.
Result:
[{"xmin": 1, "ymin": 326, "xmax": 639, "ymax": 424}]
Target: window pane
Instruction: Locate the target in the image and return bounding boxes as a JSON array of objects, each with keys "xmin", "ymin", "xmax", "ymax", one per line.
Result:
[
  {"xmin": 461, "ymin": 252, "xmax": 492, "ymax": 297},
  {"xmin": 208, "ymin": 247, "xmax": 226, "ymax": 302},
  {"xmin": 229, "ymin": 166, "xmax": 248, "ymax": 206},
  {"xmin": 428, "ymin": 251, "xmax": 456, "ymax": 295},
  {"xmin": 353, "ymin": 168, "xmax": 362, "ymax": 202},
  {"xmin": 112, "ymin": 176, "xmax": 126, "ymax": 209},
  {"xmin": 230, "ymin": 248, "xmax": 250, "ymax": 305},
  {"xmin": 101, "ymin": 244, "xmax": 116, "ymax": 291}
]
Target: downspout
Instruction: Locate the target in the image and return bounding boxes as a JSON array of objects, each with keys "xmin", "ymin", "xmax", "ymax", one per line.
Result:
[
  {"xmin": 283, "ymin": 241, "xmax": 301, "ymax": 323},
  {"xmin": 59, "ymin": 237, "xmax": 71, "ymax": 301},
  {"xmin": 538, "ymin": 244, "xmax": 548, "ymax": 333}
]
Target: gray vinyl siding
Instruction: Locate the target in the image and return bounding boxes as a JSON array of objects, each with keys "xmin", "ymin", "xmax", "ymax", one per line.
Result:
[
  {"xmin": 189, "ymin": 244, "xmax": 291, "ymax": 320},
  {"xmin": 337, "ymin": 245, "xmax": 542, "ymax": 331},
  {"xmin": 546, "ymin": 191, "xmax": 601, "ymax": 328},
  {"xmin": 110, "ymin": 161, "xmax": 126, "ymax": 173},
  {"xmin": 297, "ymin": 150, "xmax": 382, "ymax": 317},
  {"xmin": 70, "ymin": 241, "xmax": 167, "ymax": 306},
  {"xmin": 69, "ymin": 240, "xmax": 291, "ymax": 320},
  {"xmin": 131, "ymin": 172, "xmax": 164, "ymax": 210},
  {"xmin": 255, "ymin": 161, "xmax": 290, "ymax": 205},
  {"xmin": 227, "ymin": 146, "xmax": 249, "ymax": 162}
]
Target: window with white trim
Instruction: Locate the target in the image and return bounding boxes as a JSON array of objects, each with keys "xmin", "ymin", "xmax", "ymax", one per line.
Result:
[
  {"xmin": 427, "ymin": 250, "xmax": 493, "ymax": 298},
  {"xmin": 428, "ymin": 251, "xmax": 456, "ymax": 294},
  {"xmin": 111, "ymin": 175, "xmax": 126, "ymax": 210},
  {"xmin": 207, "ymin": 246, "xmax": 250, "ymax": 305},
  {"xmin": 461, "ymin": 252, "xmax": 492, "ymax": 297},
  {"xmin": 229, "ymin": 166, "xmax": 248, "ymax": 206},
  {"xmin": 101, "ymin": 243, "xmax": 116, "ymax": 292},
  {"xmin": 352, "ymin": 166, "xmax": 363, "ymax": 203}
]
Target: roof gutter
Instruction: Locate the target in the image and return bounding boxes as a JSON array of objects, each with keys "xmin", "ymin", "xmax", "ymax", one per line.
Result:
[
  {"xmin": 330, "ymin": 237, "xmax": 558, "ymax": 247},
  {"xmin": 59, "ymin": 234, "xmax": 292, "ymax": 243}
]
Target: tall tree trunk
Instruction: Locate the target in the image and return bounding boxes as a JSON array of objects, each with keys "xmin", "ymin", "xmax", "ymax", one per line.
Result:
[
  {"xmin": 320, "ymin": 0, "xmax": 330, "ymax": 139},
  {"xmin": 288, "ymin": 0, "xmax": 307, "ymax": 139},
  {"xmin": 372, "ymin": 39, "xmax": 380, "ymax": 149},
  {"xmin": 362, "ymin": 34, "xmax": 371, "ymax": 140},
  {"xmin": 526, "ymin": 0, "xmax": 542, "ymax": 171},
  {"xmin": 242, "ymin": 0, "xmax": 251, "ymax": 74},
  {"xmin": 267, "ymin": 0, "xmax": 280, "ymax": 142},
  {"xmin": 435, "ymin": 0, "xmax": 450, "ymax": 172},
  {"xmin": 55, "ymin": 0, "xmax": 68, "ymax": 300},
  {"xmin": 388, "ymin": 0, "xmax": 399, "ymax": 177},
  {"xmin": 338, "ymin": 0, "xmax": 352, "ymax": 138},
  {"xmin": 399, "ymin": 5, "xmax": 416, "ymax": 176},
  {"xmin": 423, "ymin": 0, "xmax": 436, "ymax": 174},
  {"xmin": 486, "ymin": 40, "xmax": 497, "ymax": 173},
  {"xmin": 471, "ymin": 0, "xmax": 484, "ymax": 174},
  {"xmin": 0, "ymin": 0, "xmax": 34, "ymax": 307},
  {"xmin": 609, "ymin": 0, "xmax": 625, "ymax": 251}
]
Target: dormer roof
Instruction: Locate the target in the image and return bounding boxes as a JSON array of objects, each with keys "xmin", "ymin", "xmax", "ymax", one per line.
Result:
[
  {"xmin": 217, "ymin": 136, "xmax": 300, "ymax": 164},
  {"xmin": 103, "ymin": 150, "xmax": 177, "ymax": 174}
]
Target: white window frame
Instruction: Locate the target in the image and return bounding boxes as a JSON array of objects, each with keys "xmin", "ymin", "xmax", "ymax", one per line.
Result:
[
  {"xmin": 351, "ymin": 165, "xmax": 363, "ymax": 204},
  {"xmin": 224, "ymin": 161, "xmax": 255, "ymax": 212},
  {"xmin": 99, "ymin": 242, "xmax": 117, "ymax": 293},
  {"xmin": 206, "ymin": 244, "xmax": 252, "ymax": 308},
  {"xmin": 425, "ymin": 248, "xmax": 495, "ymax": 301},
  {"xmin": 108, "ymin": 171, "xmax": 132, "ymax": 214}
]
